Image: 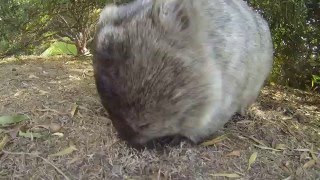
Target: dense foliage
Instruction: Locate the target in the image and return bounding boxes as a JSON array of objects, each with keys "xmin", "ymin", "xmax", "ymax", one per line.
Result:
[
  {"xmin": 0, "ymin": 0, "xmax": 319, "ymax": 91},
  {"xmin": 248, "ymin": 0, "xmax": 320, "ymax": 90}
]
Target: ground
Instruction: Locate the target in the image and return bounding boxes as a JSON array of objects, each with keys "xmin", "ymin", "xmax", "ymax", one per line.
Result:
[{"xmin": 0, "ymin": 56, "xmax": 319, "ymax": 180}]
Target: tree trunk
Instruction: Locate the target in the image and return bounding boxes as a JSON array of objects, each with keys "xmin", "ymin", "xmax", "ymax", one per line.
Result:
[
  {"xmin": 75, "ymin": 31, "xmax": 90, "ymax": 56},
  {"xmin": 75, "ymin": 41, "xmax": 88, "ymax": 56}
]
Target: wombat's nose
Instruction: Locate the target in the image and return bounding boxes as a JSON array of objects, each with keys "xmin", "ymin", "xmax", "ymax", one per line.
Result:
[
  {"xmin": 111, "ymin": 121, "xmax": 139, "ymax": 142},
  {"xmin": 131, "ymin": 135, "xmax": 150, "ymax": 145},
  {"xmin": 120, "ymin": 134, "xmax": 148, "ymax": 149}
]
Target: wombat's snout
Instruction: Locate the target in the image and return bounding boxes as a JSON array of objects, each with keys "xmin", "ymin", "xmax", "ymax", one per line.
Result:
[
  {"xmin": 120, "ymin": 131, "xmax": 152, "ymax": 149},
  {"xmin": 109, "ymin": 117, "xmax": 150, "ymax": 147}
]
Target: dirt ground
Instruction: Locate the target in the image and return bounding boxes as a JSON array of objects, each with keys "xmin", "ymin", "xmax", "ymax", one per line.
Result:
[{"xmin": 0, "ymin": 56, "xmax": 319, "ymax": 180}]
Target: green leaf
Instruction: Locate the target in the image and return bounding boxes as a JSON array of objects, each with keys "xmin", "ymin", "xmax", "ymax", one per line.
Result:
[
  {"xmin": 49, "ymin": 145, "xmax": 78, "ymax": 157},
  {"xmin": 247, "ymin": 152, "xmax": 258, "ymax": 171},
  {"xmin": 312, "ymin": 75, "xmax": 320, "ymax": 87},
  {"xmin": 0, "ymin": 115, "xmax": 29, "ymax": 126},
  {"xmin": 0, "ymin": 135, "xmax": 10, "ymax": 151},
  {"xmin": 275, "ymin": 144, "xmax": 287, "ymax": 150},
  {"xmin": 18, "ymin": 131, "xmax": 43, "ymax": 140},
  {"xmin": 201, "ymin": 134, "xmax": 228, "ymax": 146},
  {"xmin": 70, "ymin": 103, "xmax": 78, "ymax": 118},
  {"xmin": 41, "ymin": 40, "xmax": 77, "ymax": 56},
  {"xmin": 303, "ymin": 160, "xmax": 316, "ymax": 169}
]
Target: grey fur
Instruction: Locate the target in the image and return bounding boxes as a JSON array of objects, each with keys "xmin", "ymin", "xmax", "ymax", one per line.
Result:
[{"xmin": 93, "ymin": 0, "xmax": 274, "ymax": 145}]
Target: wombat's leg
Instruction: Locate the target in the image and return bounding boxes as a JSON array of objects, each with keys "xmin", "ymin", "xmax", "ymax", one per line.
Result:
[
  {"xmin": 168, "ymin": 136, "xmax": 188, "ymax": 146},
  {"xmin": 185, "ymin": 128, "xmax": 220, "ymax": 144},
  {"xmin": 187, "ymin": 136, "xmax": 205, "ymax": 145},
  {"xmin": 187, "ymin": 130, "xmax": 225, "ymax": 145},
  {"xmin": 239, "ymin": 98, "xmax": 254, "ymax": 116}
]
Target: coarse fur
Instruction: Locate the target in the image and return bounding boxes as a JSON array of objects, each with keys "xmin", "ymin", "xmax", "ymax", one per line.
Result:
[{"xmin": 92, "ymin": 0, "xmax": 274, "ymax": 146}]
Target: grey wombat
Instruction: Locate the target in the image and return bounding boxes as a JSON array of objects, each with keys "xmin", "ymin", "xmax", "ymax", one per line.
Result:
[{"xmin": 92, "ymin": 0, "xmax": 274, "ymax": 146}]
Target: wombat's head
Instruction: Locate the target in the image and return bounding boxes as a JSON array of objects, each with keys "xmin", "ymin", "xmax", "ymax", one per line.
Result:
[{"xmin": 93, "ymin": 0, "xmax": 213, "ymax": 146}]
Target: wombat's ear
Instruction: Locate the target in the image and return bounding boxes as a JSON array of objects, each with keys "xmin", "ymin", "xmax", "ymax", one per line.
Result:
[
  {"xmin": 98, "ymin": 0, "xmax": 152, "ymax": 27},
  {"xmin": 151, "ymin": 0, "xmax": 199, "ymax": 33},
  {"xmin": 97, "ymin": 5, "xmax": 119, "ymax": 27}
]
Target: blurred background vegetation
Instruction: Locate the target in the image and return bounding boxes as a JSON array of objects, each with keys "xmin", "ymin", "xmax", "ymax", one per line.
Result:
[{"xmin": 0, "ymin": 0, "xmax": 319, "ymax": 92}]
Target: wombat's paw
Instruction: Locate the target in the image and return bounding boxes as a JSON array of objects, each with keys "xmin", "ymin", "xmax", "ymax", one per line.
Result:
[
  {"xmin": 167, "ymin": 136, "xmax": 190, "ymax": 146},
  {"xmin": 188, "ymin": 134, "xmax": 210, "ymax": 145},
  {"xmin": 188, "ymin": 131, "xmax": 226, "ymax": 145}
]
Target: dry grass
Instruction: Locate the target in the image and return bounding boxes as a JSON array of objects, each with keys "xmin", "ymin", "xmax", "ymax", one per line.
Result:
[{"xmin": 0, "ymin": 56, "xmax": 319, "ymax": 180}]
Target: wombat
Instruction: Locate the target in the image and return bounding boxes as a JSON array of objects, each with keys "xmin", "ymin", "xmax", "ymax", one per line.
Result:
[{"xmin": 92, "ymin": 0, "xmax": 274, "ymax": 146}]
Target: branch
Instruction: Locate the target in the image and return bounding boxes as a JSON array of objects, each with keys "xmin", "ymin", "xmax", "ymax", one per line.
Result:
[
  {"xmin": 56, "ymin": 15, "xmax": 78, "ymax": 36},
  {"xmin": 54, "ymin": 35, "xmax": 75, "ymax": 44},
  {"xmin": 57, "ymin": 14, "xmax": 71, "ymax": 28}
]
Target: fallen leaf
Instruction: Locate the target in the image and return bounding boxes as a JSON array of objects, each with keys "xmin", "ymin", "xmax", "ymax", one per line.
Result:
[
  {"xmin": 248, "ymin": 136, "xmax": 267, "ymax": 146},
  {"xmin": 295, "ymin": 148, "xmax": 318, "ymax": 161},
  {"xmin": 282, "ymin": 117, "xmax": 292, "ymax": 120},
  {"xmin": 0, "ymin": 134, "xmax": 10, "ymax": 150},
  {"xmin": 210, "ymin": 173, "xmax": 241, "ymax": 178},
  {"xmin": 39, "ymin": 90, "xmax": 49, "ymax": 95},
  {"xmin": 310, "ymin": 146, "xmax": 318, "ymax": 161},
  {"xmin": 294, "ymin": 148, "xmax": 312, "ymax": 152},
  {"xmin": 69, "ymin": 75, "xmax": 81, "ymax": 81},
  {"xmin": 49, "ymin": 123, "xmax": 62, "ymax": 132},
  {"xmin": 237, "ymin": 135, "xmax": 248, "ymax": 140},
  {"xmin": 70, "ymin": 103, "xmax": 78, "ymax": 118},
  {"xmin": 303, "ymin": 160, "xmax": 316, "ymax": 169},
  {"xmin": 31, "ymin": 124, "xmax": 50, "ymax": 132},
  {"xmin": 49, "ymin": 145, "xmax": 77, "ymax": 157},
  {"xmin": 226, "ymin": 150, "xmax": 241, "ymax": 157},
  {"xmin": 52, "ymin": 132, "xmax": 64, "ymax": 137},
  {"xmin": 35, "ymin": 123, "xmax": 61, "ymax": 133},
  {"xmin": 201, "ymin": 135, "xmax": 228, "ymax": 146},
  {"xmin": 14, "ymin": 90, "xmax": 24, "ymax": 97},
  {"xmin": 19, "ymin": 131, "xmax": 43, "ymax": 140},
  {"xmin": 0, "ymin": 115, "xmax": 28, "ymax": 127},
  {"xmin": 279, "ymin": 162, "xmax": 291, "ymax": 174},
  {"xmin": 28, "ymin": 74, "xmax": 39, "ymax": 79},
  {"xmin": 275, "ymin": 144, "xmax": 287, "ymax": 150},
  {"xmin": 67, "ymin": 156, "xmax": 81, "ymax": 165},
  {"xmin": 282, "ymin": 176, "xmax": 293, "ymax": 180},
  {"xmin": 247, "ymin": 152, "xmax": 258, "ymax": 171}
]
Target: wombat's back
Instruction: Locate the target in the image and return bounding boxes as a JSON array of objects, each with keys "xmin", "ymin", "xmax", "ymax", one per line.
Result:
[{"xmin": 201, "ymin": 0, "xmax": 274, "ymax": 114}]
